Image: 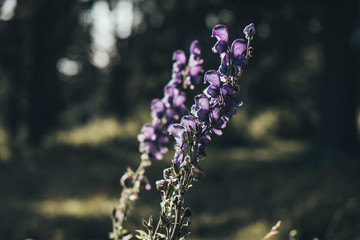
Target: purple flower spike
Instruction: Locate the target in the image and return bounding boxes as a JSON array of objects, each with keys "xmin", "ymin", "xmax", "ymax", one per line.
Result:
[
  {"xmin": 211, "ymin": 24, "xmax": 229, "ymax": 55},
  {"xmin": 186, "ymin": 40, "xmax": 204, "ymax": 88},
  {"xmin": 138, "ymin": 124, "xmax": 168, "ymax": 160}
]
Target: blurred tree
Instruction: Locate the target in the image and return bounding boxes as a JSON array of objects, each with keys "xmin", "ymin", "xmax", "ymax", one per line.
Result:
[
  {"xmin": 318, "ymin": 0, "xmax": 359, "ymax": 156},
  {"xmin": 0, "ymin": 0, "xmax": 358, "ymax": 152},
  {"xmin": 1, "ymin": 0, "xmax": 87, "ymax": 146}
]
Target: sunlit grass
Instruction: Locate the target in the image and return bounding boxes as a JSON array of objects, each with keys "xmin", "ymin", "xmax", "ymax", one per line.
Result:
[
  {"xmin": 50, "ymin": 117, "xmax": 139, "ymax": 145},
  {"xmin": 31, "ymin": 196, "xmax": 115, "ymax": 219},
  {"xmin": 0, "ymin": 127, "xmax": 11, "ymax": 161},
  {"xmin": 46, "ymin": 111, "xmax": 151, "ymax": 146},
  {"xmin": 207, "ymin": 140, "xmax": 309, "ymax": 163}
]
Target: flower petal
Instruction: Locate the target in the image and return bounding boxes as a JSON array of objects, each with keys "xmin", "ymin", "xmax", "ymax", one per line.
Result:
[
  {"xmin": 170, "ymin": 123, "xmax": 186, "ymax": 146},
  {"xmin": 212, "ymin": 24, "xmax": 229, "ymax": 43},
  {"xmin": 204, "ymin": 70, "xmax": 220, "ymax": 86},
  {"xmin": 210, "ymin": 106, "xmax": 221, "ymax": 122},
  {"xmin": 195, "ymin": 94, "xmax": 210, "ymax": 111},
  {"xmin": 212, "ymin": 40, "xmax": 228, "ymax": 54},
  {"xmin": 181, "ymin": 115, "xmax": 197, "ymax": 133},
  {"xmin": 231, "ymin": 39, "xmax": 247, "ymax": 57},
  {"xmin": 231, "ymin": 39, "xmax": 248, "ymax": 71}
]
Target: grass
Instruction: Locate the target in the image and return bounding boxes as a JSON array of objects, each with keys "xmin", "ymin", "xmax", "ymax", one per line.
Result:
[{"xmin": 0, "ymin": 136, "xmax": 359, "ymax": 240}]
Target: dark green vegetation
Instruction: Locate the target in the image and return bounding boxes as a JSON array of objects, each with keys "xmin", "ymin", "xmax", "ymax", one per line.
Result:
[{"xmin": 0, "ymin": 139, "xmax": 359, "ymax": 240}]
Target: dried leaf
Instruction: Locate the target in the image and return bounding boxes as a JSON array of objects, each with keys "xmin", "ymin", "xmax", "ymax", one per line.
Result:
[{"xmin": 263, "ymin": 220, "xmax": 281, "ymax": 240}]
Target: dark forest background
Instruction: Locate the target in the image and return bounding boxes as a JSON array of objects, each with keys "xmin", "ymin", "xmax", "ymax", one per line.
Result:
[{"xmin": 0, "ymin": 0, "xmax": 359, "ymax": 240}]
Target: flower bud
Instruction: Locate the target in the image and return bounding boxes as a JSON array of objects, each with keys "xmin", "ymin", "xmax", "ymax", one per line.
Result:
[
  {"xmin": 138, "ymin": 175, "xmax": 151, "ymax": 191},
  {"xmin": 156, "ymin": 179, "xmax": 171, "ymax": 191},
  {"xmin": 191, "ymin": 164, "xmax": 204, "ymax": 181},
  {"xmin": 172, "ymin": 196, "xmax": 179, "ymax": 204},
  {"xmin": 169, "ymin": 176, "xmax": 178, "ymax": 184},
  {"xmin": 163, "ymin": 168, "xmax": 172, "ymax": 179},
  {"xmin": 172, "ymin": 161, "xmax": 182, "ymax": 176},
  {"xmin": 120, "ymin": 172, "xmax": 133, "ymax": 188},
  {"xmin": 181, "ymin": 155, "xmax": 192, "ymax": 172},
  {"xmin": 243, "ymin": 23, "xmax": 256, "ymax": 38},
  {"xmin": 184, "ymin": 207, "xmax": 192, "ymax": 217}
]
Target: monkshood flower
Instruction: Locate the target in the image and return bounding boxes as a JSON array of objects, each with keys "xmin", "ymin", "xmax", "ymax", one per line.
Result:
[
  {"xmin": 138, "ymin": 41, "xmax": 203, "ymax": 160},
  {"xmin": 185, "ymin": 40, "xmax": 204, "ymax": 89},
  {"xmin": 111, "ymin": 41, "xmax": 203, "ymax": 240},
  {"xmin": 212, "ymin": 24, "xmax": 249, "ymax": 76},
  {"xmin": 171, "ymin": 24, "xmax": 253, "ymax": 164},
  {"xmin": 147, "ymin": 23, "xmax": 255, "ymax": 240},
  {"xmin": 138, "ymin": 123, "xmax": 168, "ymax": 160}
]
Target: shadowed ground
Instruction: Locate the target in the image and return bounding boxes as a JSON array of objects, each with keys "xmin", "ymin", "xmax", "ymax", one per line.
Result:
[{"xmin": 0, "ymin": 138, "xmax": 359, "ymax": 240}]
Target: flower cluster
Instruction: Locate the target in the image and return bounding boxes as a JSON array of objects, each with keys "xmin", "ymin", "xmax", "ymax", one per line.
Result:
[
  {"xmin": 138, "ymin": 41, "xmax": 203, "ymax": 160},
  {"xmin": 111, "ymin": 41, "xmax": 203, "ymax": 240},
  {"xmin": 147, "ymin": 23, "xmax": 255, "ymax": 240},
  {"xmin": 112, "ymin": 23, "xmax": 255, "ymax": 240},
  {"xmin": 170, "ymin": 24, "xmax": 254, "ymax": 165}
]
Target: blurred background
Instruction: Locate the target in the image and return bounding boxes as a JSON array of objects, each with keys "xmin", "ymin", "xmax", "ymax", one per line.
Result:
[{"xmin": 0, "ymin": 0, "xmax": 359, "ymax": 239}]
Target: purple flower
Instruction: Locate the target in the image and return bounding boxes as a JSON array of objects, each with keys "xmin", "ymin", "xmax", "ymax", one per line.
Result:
[
  {"xmin": 212, "ymin": 24, "xmax": 249, "ymax": 75},
  {"xmin": 142, "ymin": 23, "xmax": 253, "ymax": 165},
  {"xmin": 181, "ymin": 115, "xmax": 197, "ymax": 134},
  {"xmin": 203, "ymin": 70, "xmax": 221, "ymax": 98},
  {"xmin": 186, "ymin": 40, "xmax": 204, "ymax": 88},
  {"xmin": 170, "ymin": 124, "xmax": 188, "ymax": 148},
  {"xmin": 138, "ymin": 44, "xmax": 197, "ymax": 160},
  {"xmin": 151, "ymin": 99, "xmax": 165, "ymax": 120},
  {"xmin": 173, "ymin": 149, "xmax": 184, "ymax": 163},
  {"xmin": 230, "ymin": 39, "xmax": 248, "ymax": 73},
  {"xmin": 138, "ymin": 124, "xmax": 168, "ymax": 160},
  {"xmin": 172, "ymin": 50, "xmax": 187, "ymax": 68},
  {"xmin": 243, "ymin": 23, "xmax": 256, "ymax": 37},
  {"xmin": 212, "ymin": 24, "xmax": 229, "ymax": 56},
  {"xmin": 192, "ymin": 94, "xmax": 210, "ymax": 122}
]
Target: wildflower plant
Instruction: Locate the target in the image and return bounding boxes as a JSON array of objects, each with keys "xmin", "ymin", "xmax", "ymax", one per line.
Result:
[
  {"xmin": 110, "ymin": 41, "xmax": 203, "ymax": 240},
  {"xmin": 111, "ymin": 23, "xmax": 256, "ymax": 240}
]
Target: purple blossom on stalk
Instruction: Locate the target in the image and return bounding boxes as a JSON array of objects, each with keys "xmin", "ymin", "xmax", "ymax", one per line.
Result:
[
  {"xmin": 138, "ymin": 123, "xmax": 168, "ymax": 160},
  {"xmin": 170, "ymin": 23, "xmax": 254, "ymax": 164},
  {"xmin": 243, "ymin": 23, "xmax": 256, "ymax": 37},
  {"xmin": 185, "ymin": 40, "xmax": 204, "ymax": 89},
  {"xmin": 137, "ymin": 41, "xmax": 203, "ymax": 160},
  {"xmin": 212, "ymin": 24, "xmax": 248, "ymax": 75}
]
